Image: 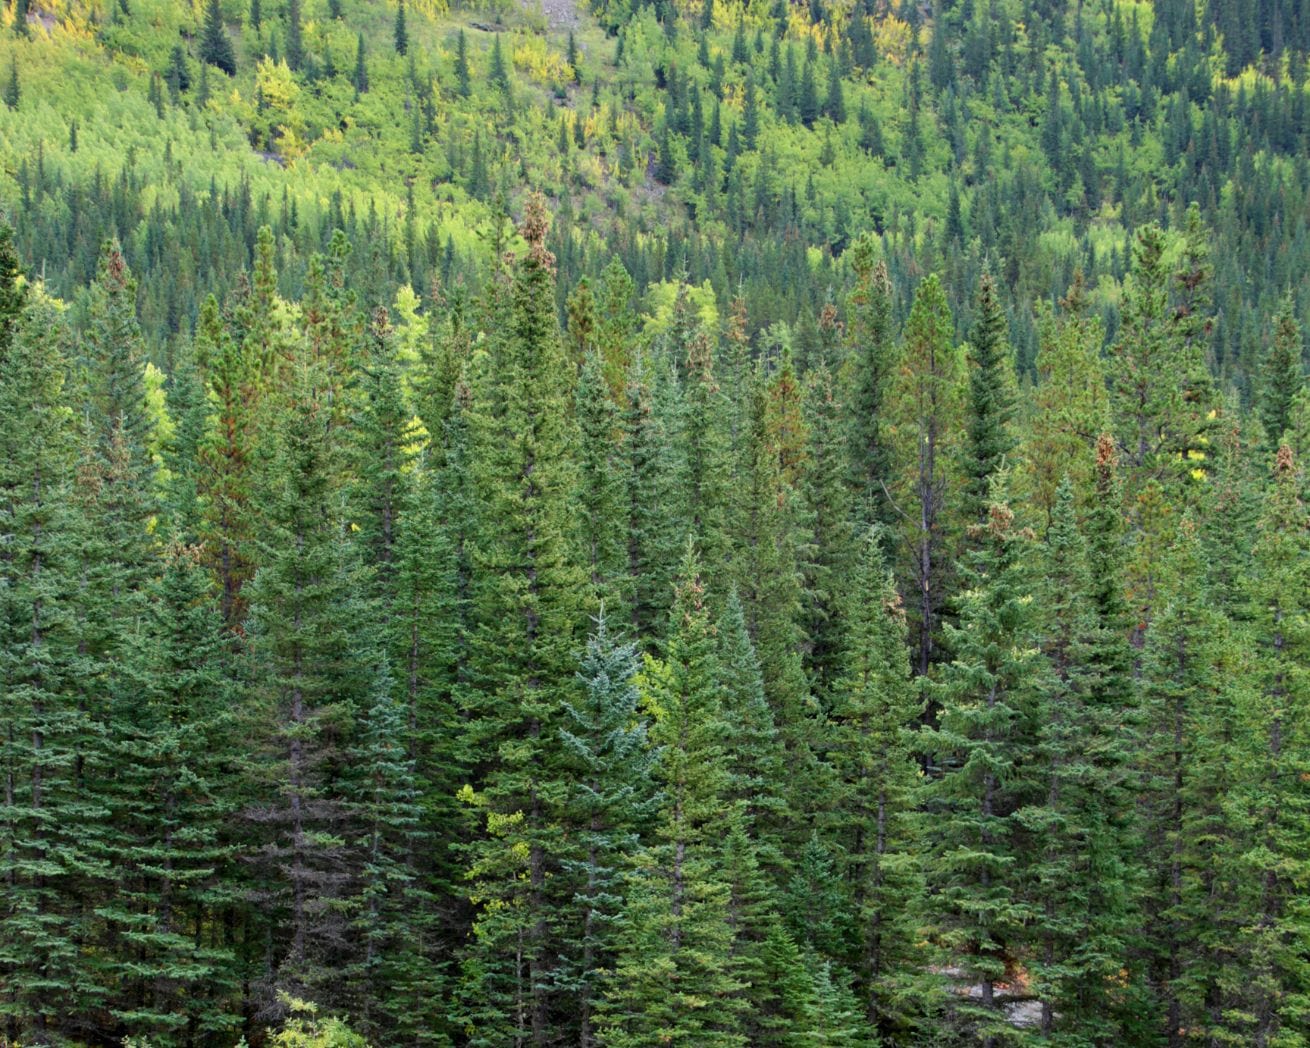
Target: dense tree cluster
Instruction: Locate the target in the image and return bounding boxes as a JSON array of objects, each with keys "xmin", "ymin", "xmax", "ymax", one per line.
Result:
[
  {"xmin": 3, "ymin": 175, "xmax": 1309, "ymax": 1045},
  {"xmin": 3, "ymin": 0, "xmax": 1310, "ymax": 1042}
]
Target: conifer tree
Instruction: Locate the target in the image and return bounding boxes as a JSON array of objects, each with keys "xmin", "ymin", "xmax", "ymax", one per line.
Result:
[
  {"xmin": 715, "ymin": 590, "xmax": 788, "ymax": 854},
  {"xmin": 800, "ymin": 356, "xmax": 854, "ymax": 700},
  {"xmin": 601, "ymin": 545, "xmax": 745, "ymax": 1047},
  {"xmin": 1021, "ymin": 275, "xmax": 1108, "ymax": 529},
  {"xmin": 458, "ymin": 195, "xmax": 587, "ymax": 1045},
  {"xmin": 455, "ymin": 29, "xmax": 471, "ymax": 98},
  {"xmin": 0, "ymin": 296, "xmax": 105, "ymax": 1044},
  {"xmin": 887, "ymin": 273, "xmax": 965, "ymax": 674},
  {"xmin": 961, "ymin": 270, "xmax": 1014, "ymax": 527},
  {"xmin": 829, "ymin": 531, "xmax": 931, "ymax": 1036},
  {"xmin": 577, "ymin": 346, "xmax": 628, "ymax": 614},
  {"xmin": 1234, "ymin": 445, "xmax": 1310, "ymax": 1045},
  {"xmin": 285, "ymin": 0, "xmax": 304, "ymax": 71},
  {"xmin": 1258, "ymin": 300, "xmax": 1303, "ymax": 449},
  {"xmin": 1137, "ymin": 515, "xmax": 1246, "ymax": 1046},
  {"xmin": 393, "ymin": 0, "xmax": 407, "ymax": 54},
  {"xmin": 103, "ymin": 540, "xmax": 242, "ymax": 1044},
  {"xmin": 347, "ymin": 661, "xmax": 446, "ymax": 1045},
  {"xmin": 243, "ymin": 360, "xmax": 372, "ymax": 1011},
  {"xmin": 200, "ymin": 0, "xmax": 237, "ymax": 75},
  {"xmin": 842, "ymin": 242, "xmax": 896, "ymax": 525},
  {"xmin": 560, "ymin": 617, "xmax": 656, "ymax": 1048},
  {"xmin": 196, "ymin": 294, "xmax": 259, "ymax": 628},
  {"xmin": 923, "ymin": 484, "xmax": 1043, "ymax": 1045},
  {"xmin": 352, "ymin": 33, "xmax": 368, "ymax": 94},
  {"xmin": 1025, "ymin": 478, "xmax": 1145, "ymax": 1042}
]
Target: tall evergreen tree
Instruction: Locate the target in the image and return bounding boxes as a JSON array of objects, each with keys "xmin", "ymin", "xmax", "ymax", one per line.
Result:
[
  {"xmin": 393, "ymin": 0, "xmax": 408, "ymax": 56},
  {"xmin": 600, "ymin": 546, "xmax": 746, "ymax": 1048},
  {"xmin": 242, "ymin": 360, "xmax": 373, "ymax": 1012},
  {"xmin": 886, "ymin": 273, "xmax": 966, "ymax": 675},
  {"xmin": 829, "ymin": 531, "xmax": 933, "ymax": 1037},
  {"xmin": 961, "ymin": 270, "xmax": 1015, "ymax": 527},
  {"xmin": 1258, "ymin": 300, "xmax": 1304, "ymax": 449},
  {"xmin": 199, "ymin": 0, "xmax": 237, "ymax": 75},
  {"xmin": 559, "ymin": 617, "xmax": 656, "ymax": 1048},
  {"xmin": 923, "ymin": 483, "xmax": 1043, "ymax": 1046},
  {"xmin": 0, "ymin": 294, "xmax": 106, "ymax": 1045},
  {"xmin": 458, "ymin": 195, "xmax": 588, "ymax": 1046}
]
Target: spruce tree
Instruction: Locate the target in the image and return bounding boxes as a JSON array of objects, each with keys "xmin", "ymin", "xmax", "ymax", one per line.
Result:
[
  {"xmin": 285, "ymin": 0, "xmax": 304, "ymax": 71},
  {"xmin": 829, "ymin": 531, "xmax": 933, "ymax": 1037},
  {"xmin": 352, "ymin": 33, "xmax": 368, "ymax": 94},
  {"xmin": 0, "ymin": 296, "xmax": 105, "ymax": 1044},
  {"xmin": 103, "ymin": 540, "xmax": 242, "ymax": 1044},
  {"xmin": 1021, "ymin": 275, "xmax": 1108, "ymax": 529},
  {"xmin": 887, "ymin": 273, "xmax": 965, "ymax": 675},
  {"xmin": 559, "ymin": 617, "xmax": 656, "ymax": 1048},
  {"xmin": 600, "ymin": 545, "xmax": 745, "ymax": 1048},
  {"xmin": 1258, "ymin": 299, "xmax": 1303, "ymax": 449},
  {"xmin": 458, "ymin": 195, "xmax": 588, "ymax": 1045},
  {"xmin": 842, "ymin": 241, "xmax": 896, "ymax": 524},
  {"xmin": 961, "ymin": 270, "xmax": 1015, "ymax": 527},
  {"xmin": 455, "ymin": 29, "xmax": 471, "ymax": 98},
  {"xmin": 242, "ymin": 360, "xmax": 372, "ymax": 1010},
  {"xmin": 347, "ymin": 661, "xmax": 446, "ymax": 1045},
  {"xmin": 1025, "ymin": 478, "xmax": 1145, "ymax": 1042},
  {"xmin": 393, "ymin": 0, "xmax": 408, "ymax": 55},
  {"xmin": 199, "ymin": 0, "xmax": 237, "ymax": 75},
  {"xmin": 923, "ymin": 483, "xmax": 1043, "ymax": 1045},
  {"xmin": 577, "ymin": 345, "xmax": 629, "ymax": 615},
  {"xmin": 1234, "ymin": 445, "xmax": 1310, "ymax": 1045}
]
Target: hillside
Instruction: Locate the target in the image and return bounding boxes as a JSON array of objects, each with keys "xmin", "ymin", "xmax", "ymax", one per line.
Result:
[{"xmin": 2, "ymin": 0, "xmax": 1310, "ymax": 1045}]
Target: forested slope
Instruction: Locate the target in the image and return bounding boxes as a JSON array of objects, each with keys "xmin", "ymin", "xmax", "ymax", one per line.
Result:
[{"xmin": 2, "ymin": 0, "xmax": 1310, "ymax": 1044}]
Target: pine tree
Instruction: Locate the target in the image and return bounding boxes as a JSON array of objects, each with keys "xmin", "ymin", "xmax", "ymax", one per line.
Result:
[
  {"xmin": 1233, "ymin": 445, "xmax": 1310, "ymax": 1045},
  {"xmin": 824, "ymin": 58, "xmax": 845, "ymax": 122},
  {"xmin": 1024, "ymin": 478, "xmax": 1144, "ymax": 1042},
  {"xmin": 842, "ymin": 241, "xmax": 896, "ymax": 525},
  {"xmin": 887, "ymin": 273, "xmax": 966, "ymax": 675},
  {"xmin": 458, "ymin": 195, "xmax": 588, "ymax": 1045},
  {"xmin": 829, "ymin": 531, "xmax": 932, "ymax": 1037},
  {"xmin": 1137, "ymin": 515, "xmax": 1246, "ymax": 1047},
  {"xmin": 600, "ymin": 545, "xmax": 746, "ymax": 1048},
  {"xmin": 285, "ymin": 0, "xmax": 304, "ymax": 71},
  {"xmin": 489, "ymin": 33, "xmax": 509, "ymax": 92},
  {"xmin": 0, "ymin": 294, "xmax": 106, "ymax": 1045},
  {"xmin": 103, "ymin": 540, "xmax": 242, "ymax": 1044},
  {"xmin": 352, "ymin": 33, "xmax": 368, "ymax": 94},
  {"xmin": 347, "ymin": 661, "xmax": 447, "ymax": 1045},
  {"xmin": 577, "ymin": 346, "xmax": 629, "ymax": 615},
  {"xmin": 455, "ymin": 29, "xmax": 471, "ymax": 98},
  {"xmin": 923, "ymin": 483, "xmax": 1043, "ymax": 1045},
  {"xmin": 622, "ymin": 352, "xmax": 685, "ymax": 645},
  {"xmin": 1258, "ymin": 299, "xmax": 1303, "ymax": 449},
  {"xmin": 800, "ymin": 356, "xmax": 854, "ymax": 701},
  {"xmin": 393, "ymin": 0, "xmax": 408, "ymax": 55},
  {"xmin": 715, "ymin": 591, "xmax": 788, "ymax": 861},
  {"xmin": 199, "ymin": 0, "xmax": 236, "ymax": 75},
  {"xmin": 4, "ymin": 56, "xmax": 19, "ymax": 110},
  {"xmin": 961, "ymin": 270, "xmax": 1015, "ymax": 527},
  {"xmin": 1021, "ymin": 275, "xmax": 1108, "ymax": 529},
  {"xmin": 560, "ymin": 617, "xmax": 657, "ymax": 1048},
  {"xmin": 196, "ymin": 294, "xmax": 260, "ymax": 629},
  {"xmin": 243, "ymin": 360, "xmax": 372, "ymax": 1011}
]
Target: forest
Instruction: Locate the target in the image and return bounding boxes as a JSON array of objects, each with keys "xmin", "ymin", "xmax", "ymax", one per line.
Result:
[{"xmin": 1, "ymin": 0, "xmax": 1309, "ymax": 1043}]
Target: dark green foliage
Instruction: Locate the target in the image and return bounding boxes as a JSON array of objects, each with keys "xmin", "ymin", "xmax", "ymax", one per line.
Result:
[
  {"xmin": 924, "ymin": 485, "xmax": 1043, "ymax": 1044},
  {"xmin": 199, "ymin": 0, "xmax": 236, "ymax": 75},
  {"xmin": 393, "ymin": 0, "xmax": 408, "ymax": 56},
  {"xmin": 352, "ymin": 33, "xmax": 368, "ymax": 94},
  {"xmin": 962, "ymin": 270, "xmax": 1015, "ymax": 527},
  {"xmin": 1259, "ymin": 300, "xmax": 1303, "ymax": 449}
]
